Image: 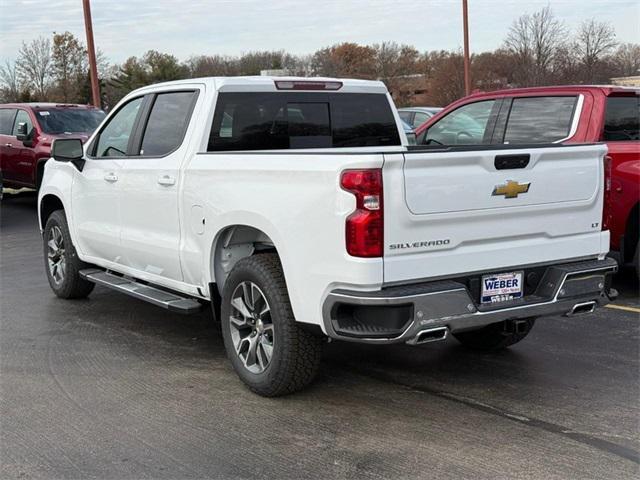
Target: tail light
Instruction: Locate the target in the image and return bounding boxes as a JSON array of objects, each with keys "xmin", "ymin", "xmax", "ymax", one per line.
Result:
[
  {"xmin": 602, "ymin": 154, "xmax": 612, "ymax": 231},
  {"xmin": 340, "ymin": 169, "xmax": 383, "ymax": 257}
]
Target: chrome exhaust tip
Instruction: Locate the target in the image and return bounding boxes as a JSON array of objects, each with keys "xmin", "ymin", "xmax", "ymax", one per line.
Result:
[
  {"xmin": 567, "ymin": 301, "xmax": 596, "ymax": 316},
  {"xmin": 407, "ymin": 326, "xmax": 448, "ymax": 345}
]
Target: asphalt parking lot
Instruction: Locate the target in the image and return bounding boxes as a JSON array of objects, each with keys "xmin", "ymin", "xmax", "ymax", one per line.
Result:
[{"xmin": 1, "ymin": 191, "xmax": 639, "ymax": 480}]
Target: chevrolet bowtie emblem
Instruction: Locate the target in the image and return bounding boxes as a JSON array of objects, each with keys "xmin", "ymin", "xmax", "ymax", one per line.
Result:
[{"xmin": 492, "ymin": 180, "xmax": 530, "ymax": 199}]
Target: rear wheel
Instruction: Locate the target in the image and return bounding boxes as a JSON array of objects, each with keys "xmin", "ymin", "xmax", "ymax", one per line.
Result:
[
  {"xmin": 43, "ymin": 210, "xmax": 95, "ymax": 299},
  {"xmin": 220, "ymin": 253, "xmax": 323, "ymax": 396},
  {"xmin": 453, "ymin": 318, "xmax": 536, "ymax": 351}
]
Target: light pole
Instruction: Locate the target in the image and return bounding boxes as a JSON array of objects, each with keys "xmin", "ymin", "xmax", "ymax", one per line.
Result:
[
  {"xmin": 82, "ymin": 0, "xmax": 101, "ymax": 107},
  {"xmin": 462, "ymin": 0, "xmax": 471, "ymax": 96}
]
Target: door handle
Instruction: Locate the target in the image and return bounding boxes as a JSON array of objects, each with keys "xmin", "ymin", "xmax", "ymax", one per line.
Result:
[
  {"xmin": 104, "ymin": 173, "xmax": 118, "ymax": 183},
  {"xmin": 5, "ymin": 143, "xmax": 12, "ymax": 147},
  {"xmin": 495, "ymin": 154, "xmax": 530, "ymax": 170},
  {"xmin": 157, "ymin": 175, "xmax": 176, "ymax": 186}
]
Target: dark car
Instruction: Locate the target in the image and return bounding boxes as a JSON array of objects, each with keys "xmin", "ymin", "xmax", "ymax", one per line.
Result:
[{"xmin": 0, "ymin": 103, "xmax": 105, "ymax": 191}]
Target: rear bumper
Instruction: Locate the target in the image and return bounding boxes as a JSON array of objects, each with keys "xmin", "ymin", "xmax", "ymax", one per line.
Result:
[{"xmin": 322, "ymin": 258, "xmax": 618, "ymax": 344}]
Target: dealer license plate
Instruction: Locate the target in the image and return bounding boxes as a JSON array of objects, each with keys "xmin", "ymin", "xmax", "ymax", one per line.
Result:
[{"xmin": 481, "ymin": 271, "xmax": 523, "ymax": 304}]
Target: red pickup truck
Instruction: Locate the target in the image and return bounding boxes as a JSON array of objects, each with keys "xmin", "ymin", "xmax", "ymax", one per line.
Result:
[
  {"xmin": 415, "ymin": 85, "xmax": 640, "ymax": 278},
  {"xmin": 0, "ymin": 103, "xmax": 105, "ymax": 191}
]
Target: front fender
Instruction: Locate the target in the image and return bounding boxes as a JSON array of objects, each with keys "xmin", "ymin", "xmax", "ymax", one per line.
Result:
[{"xmin": 37, "ymin": 160, "xmax": 76, "ymax": 239}]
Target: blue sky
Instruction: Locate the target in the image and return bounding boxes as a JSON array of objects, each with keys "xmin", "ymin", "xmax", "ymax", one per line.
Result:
[{"xmin": 1, "ymin": 0, "xmax": 638, "ymax": 63}]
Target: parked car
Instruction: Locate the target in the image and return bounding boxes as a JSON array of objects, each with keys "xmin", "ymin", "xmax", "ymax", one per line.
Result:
[
  {"xmin": 415, "ymin": 85, "xmax": 640, "ymax": 279},
  {"xmin": 398, "ymin": 107, "xmax": 443, "ymax": 129},
  {"xmin": 0, "ymin": 103, "xmax": 105, "ymax": 191},
  {"xmin": 401, "ymin": 119, "xmax": 417, "ymax": 144},
  {"xmin": 39, "ymin": 77, "xmax": 616, "ymax": 396}
]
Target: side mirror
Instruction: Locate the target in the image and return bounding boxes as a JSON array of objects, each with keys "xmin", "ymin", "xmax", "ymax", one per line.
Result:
[
  {"xmin": 52, "ymin": 138, "xmax": 85, "ymax": 171},
  {"xmin": 16, "ymin": 122, "xmax": 29, "ymax": 141}
]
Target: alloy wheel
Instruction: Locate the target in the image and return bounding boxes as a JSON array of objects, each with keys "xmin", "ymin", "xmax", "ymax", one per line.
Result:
[
  {"xmin": 47, "ymin": 226, "xmax": 66, "ymax": 285},
  {"xmin": 229, "ymin": 281, "xmax": 274, "ymax": 374}
]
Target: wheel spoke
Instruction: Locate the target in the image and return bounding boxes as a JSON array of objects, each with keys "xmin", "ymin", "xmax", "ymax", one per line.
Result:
[
  {"xmin": 48, "ymin": 239, "xmax": 58, "ymax": 253},
  {"xmin": 244, "ymin": 334, "xmax": 259, "ymax": 368},
  {"xmin": 230, "ymin": 315, "xmax": 248, "ymax": 329},
  {"xmin": 251, "ymin": 283, "xmax": 262, "ymax": 311},
  {"xmin": 231, "ymin": 296, "xmax": 252, "ymax": 319},
  {"xmin": 53, "ymin": 227, "xmax": 63, "ymax": 248},
  {"xmin": 242, "ymin": 282, "xmax": 254, "ymax": 311},
  {"xmin": 259, "ymin": 338, "xmax": 273, "ymax": 363},
  {"xmin": 236, "ymin": 336, "xmax": 250, "ymax": 355},
  {"xmin": 258, "ymin": 303, "xmax": 270, "ymax": 319},
  {"xmin": 256, "ymin": 343, "xmax": 266, "ymax": 371}
]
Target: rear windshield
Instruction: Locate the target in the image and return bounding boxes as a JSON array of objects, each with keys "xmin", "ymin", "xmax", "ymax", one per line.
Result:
[
  {"xmin": 35, "ymin": 108, "xmax": 106, "ymax": 134},
  {"xmin": 603, "ymin": 95, "xmax": 639, "ymax": 141},
  {"xmin": 208, "ymin": 92, "xmax": 400, "ymax": 151}
]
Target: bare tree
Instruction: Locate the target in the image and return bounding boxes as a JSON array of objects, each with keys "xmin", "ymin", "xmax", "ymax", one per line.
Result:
[
  {"xmin": 16, "ymin": 37, "xmax": 53, "ymax": 99},
  {"xmin": 576, "ymin": 19, "xmax": 617, "ymax": 81},
  {"xmin": 612, "ymin": 43, "xmax": 640, "ymax": 77},
  {"xmin": 505, "ymin": 6, "xmax": 567, "ymax": 86},
  {"xmin": 0, "ymin": 60, "xmax": 21, "ymax": 102}
]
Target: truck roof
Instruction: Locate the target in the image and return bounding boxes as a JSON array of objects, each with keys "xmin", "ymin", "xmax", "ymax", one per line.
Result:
[
  {"xmin": 464, "ymin": 84, "xmax": 639, "ymax": 100},
  {"xmin": 0, "ymin": 102, "xmax": 101, "ymax": 110},
  {"xmin": 135, "ymin": 76, "xmax": 389, "ymax": 94}
]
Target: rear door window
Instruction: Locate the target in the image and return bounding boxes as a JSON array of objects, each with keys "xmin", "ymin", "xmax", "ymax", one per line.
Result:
[
  {"xmin": 424, "ymin": 100, "xmax": 496, "ymax": 145},
  {"xmin": 140, "ymin": 91, "xmax": 197, "ymax": 156},
  {"xmin": 0, "ymin": 109, "xmax": 17, "ymax": 135},
  {"xmin": 602, "ymin": 96, "xmax": 639, "ymax": 141},
  {"xmin": 502, "ymin": 96, "xmax": 577, "ymax": 143},
  {"xmin": 208, "ymin": 92, "xmax": 400, "ymax": 151}
]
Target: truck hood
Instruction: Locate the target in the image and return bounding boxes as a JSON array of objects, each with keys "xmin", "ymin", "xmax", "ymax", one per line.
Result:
[{"xmin": 38, "ymin": 132, "xmax": 90, "ymax": 148}]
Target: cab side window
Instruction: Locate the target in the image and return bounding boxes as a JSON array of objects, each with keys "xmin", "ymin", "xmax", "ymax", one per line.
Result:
[
  {"xmin": 423, "ymin": 100, "xmax": 496, "ymax": 146},
  {"xmin": 0, "ymin": 109, "xmax": 17, "ymax": 135},
  {"xmin": 502, "ymin": 96, "xmax": 577, "ymax": 143},
  {"xmin": 603, "ymin": 96, "xmax": 639, "ymax": 141},
  {"xmin": 94, "ymin": 97, "xmax": 143, "ymax": 157},
  {"xmin": 12, "ymin": 110, "xmax": 33, "ymax": 136},
  {"xmin": 139, "ymin": 91, "xmax": 196, "ymax": 156}
]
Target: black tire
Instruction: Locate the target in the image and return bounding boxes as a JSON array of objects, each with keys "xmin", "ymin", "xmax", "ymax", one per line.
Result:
[
  {"xmin": 453, "ymin": 318, "xmax": 536, "ymax": 351},
  {"xmin": 43, "ymin": 210, "xmax": 95, "ymax": 299},
  {"xmin": 220, "ymin": 253, "xmax": 323, "ymax": 396}
]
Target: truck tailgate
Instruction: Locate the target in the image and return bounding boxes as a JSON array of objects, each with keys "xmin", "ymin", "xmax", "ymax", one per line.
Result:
[{"xmin": 383, "ymin": 144, "xmax": 609, "ymax": 284}]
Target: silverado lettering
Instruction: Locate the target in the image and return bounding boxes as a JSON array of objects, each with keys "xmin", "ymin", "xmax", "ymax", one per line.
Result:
[{"xmin": 389, "ymin": 239, "xmax": 450, "ymax": 250}]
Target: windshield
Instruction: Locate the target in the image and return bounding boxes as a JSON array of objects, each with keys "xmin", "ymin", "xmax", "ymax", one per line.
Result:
[{"xmin": 35, "ymin": 108, "xmax": 106, "ymax": 134}]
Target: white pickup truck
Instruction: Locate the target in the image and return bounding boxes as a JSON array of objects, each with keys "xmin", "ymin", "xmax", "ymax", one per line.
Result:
[{"xmin": 39, "ymin": 77, "xmax": 617, "ymax": 396}]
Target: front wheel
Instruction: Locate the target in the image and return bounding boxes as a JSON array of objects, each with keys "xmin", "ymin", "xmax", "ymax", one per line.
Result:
[
  {"xmin": 453, "ymin": 318, "xmax": 536, "ymax": 351},
  {"xmin": 220, "ymin": 253, "xmax": 323, "ymax": 396},
  {"xmin": 43, "ymin": 210, "xmax": 95, "ymax": 299}
]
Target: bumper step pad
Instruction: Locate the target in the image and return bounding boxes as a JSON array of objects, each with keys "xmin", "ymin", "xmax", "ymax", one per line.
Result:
[{"xmin": 79, "ymin": 269, "xmax": 203, "ymax": 315}]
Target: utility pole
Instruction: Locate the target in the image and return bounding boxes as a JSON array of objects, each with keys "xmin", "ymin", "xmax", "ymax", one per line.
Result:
[
  {"xmin": 462, "ymin": 0, "xmax": 471, "ymax": 96},
  {"xmin": 82, "ymin": 0, "xmax": 101, "ymax": 107}
]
